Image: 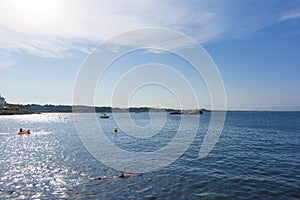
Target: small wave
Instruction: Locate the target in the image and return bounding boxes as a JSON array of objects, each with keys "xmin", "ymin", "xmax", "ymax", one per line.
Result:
[
  {"xmin": 32, "ymin": 131, "xmax": 52, "ymax": 136},
  {"xmin": 0, "ymin": 132, "xmax": 11, "ymax": 135}
]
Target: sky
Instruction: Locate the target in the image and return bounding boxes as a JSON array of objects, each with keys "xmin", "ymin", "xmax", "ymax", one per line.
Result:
[{"xmin": 0, "ymin": 0, "xmax": 299, "ymax": 110}]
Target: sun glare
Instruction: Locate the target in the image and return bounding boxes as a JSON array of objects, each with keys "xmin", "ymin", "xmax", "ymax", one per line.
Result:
[{"xmin": 14, "ymin": 0, "xmax": 61, "ymax": 19}]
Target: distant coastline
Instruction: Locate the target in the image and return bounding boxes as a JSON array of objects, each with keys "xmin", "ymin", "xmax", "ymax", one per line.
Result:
[
  {"xmin": 1, "ymin": 104, "xmax": 298, "ymax": 115},
  {"xmin": 0, "ymin": 104, "xmax": 210, "ymax": 115}
]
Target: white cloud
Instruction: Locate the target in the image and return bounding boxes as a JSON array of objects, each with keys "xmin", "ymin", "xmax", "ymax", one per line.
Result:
[
  {"xmin": 0, "ymin": 0, "xmax": 299, "ymax": 58},
  {"xmin": 0, "ymin": 0, "xmax": 229, "ymax": 58}
]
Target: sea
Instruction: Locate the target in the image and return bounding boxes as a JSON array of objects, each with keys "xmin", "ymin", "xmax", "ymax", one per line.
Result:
[{"xmin": 0, "ymin": 111, "xmax": 299, "ymax": 199}]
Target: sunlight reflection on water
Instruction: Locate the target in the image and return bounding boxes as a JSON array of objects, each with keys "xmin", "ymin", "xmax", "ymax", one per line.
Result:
[
  {"xmin": 0, "ymin": 112, "xmax": 299, "ymax": 199},
  {"xmin": 4, "ymin": 113, "xmax": 72, "ymax": 123}
]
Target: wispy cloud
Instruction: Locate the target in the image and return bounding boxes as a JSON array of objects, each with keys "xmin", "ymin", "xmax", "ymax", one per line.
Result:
[
  {"xmin": 280, "ymin": 11, "xmax": 300, "ymax": 20},
  {"xmin": 0, "ymin": 0, "xmax": 299, "ymax": 58},
  {"xmin": 0, "ymin": 26, "xmax": 94, "ymax": 58}
]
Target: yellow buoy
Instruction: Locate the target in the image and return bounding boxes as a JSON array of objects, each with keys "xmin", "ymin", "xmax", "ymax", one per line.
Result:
[{"xmin": 114, "ymin": 128, "xmax": 118, "ymax": 132}]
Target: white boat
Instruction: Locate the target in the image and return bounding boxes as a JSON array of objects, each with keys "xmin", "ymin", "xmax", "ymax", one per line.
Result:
[{"xmin": 100, "ymin": 113, "xmax": 109, "ymax": 118}]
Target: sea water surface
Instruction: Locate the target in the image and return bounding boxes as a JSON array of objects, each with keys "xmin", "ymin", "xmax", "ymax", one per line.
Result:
[{"xmin": 0, "ymin": 112, "xmax": 299, "ymax": 199}]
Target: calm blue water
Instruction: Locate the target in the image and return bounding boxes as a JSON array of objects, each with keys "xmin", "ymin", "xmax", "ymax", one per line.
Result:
[{"xmin": 0, "ymin": 112, "xmax": 299, "ymax": 199}]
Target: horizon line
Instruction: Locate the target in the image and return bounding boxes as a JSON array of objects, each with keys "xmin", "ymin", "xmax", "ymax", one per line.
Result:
[{"xmin": 4, "ymin": 103, "xmax": 300, "ymax": 112}]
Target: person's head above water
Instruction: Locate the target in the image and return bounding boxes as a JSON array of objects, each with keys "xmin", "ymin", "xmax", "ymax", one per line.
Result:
[{"xmin": 118, "ymin": 173, "xmax": 125, "ymax": 178}]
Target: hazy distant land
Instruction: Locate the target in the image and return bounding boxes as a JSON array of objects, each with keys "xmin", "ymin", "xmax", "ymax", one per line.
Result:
[{"xmin": 0, "ymin": 104, "xmax": 209, "ymax": 115}]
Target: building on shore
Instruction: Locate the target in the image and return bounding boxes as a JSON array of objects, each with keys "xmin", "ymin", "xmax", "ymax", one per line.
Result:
[{"xmin": 0, "ymin": 94, "xmax": 6, "ymax": 105}]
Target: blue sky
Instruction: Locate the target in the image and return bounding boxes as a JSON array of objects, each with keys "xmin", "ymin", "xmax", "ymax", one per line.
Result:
[{"xmin": 0, "ymin": 0, "xmax": 299, "ymax": 110}]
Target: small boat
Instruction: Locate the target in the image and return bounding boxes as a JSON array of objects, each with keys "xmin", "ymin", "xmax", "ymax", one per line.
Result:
[
  {"xmin": 18, "ymin": 129, "xmax": 31, "ymax": 135},
  {"xmin": 100, "ymin": 113, "xmax": 109, "ymax": 118}
]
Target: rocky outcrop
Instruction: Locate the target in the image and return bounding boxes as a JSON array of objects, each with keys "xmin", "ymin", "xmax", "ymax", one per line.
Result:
[
  {"xmin": 169, "ymin": 109, "xmax": 205, "ymax": 115},
  {"xmin": 0, "ymin": 104, "xmax": 35, "ymax": 115}
]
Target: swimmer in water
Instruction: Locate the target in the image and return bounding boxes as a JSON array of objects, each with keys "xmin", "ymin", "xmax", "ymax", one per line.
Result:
[
  {"xmin": 95, "ymin": 173, "xmax": 139, "ymax": 180},
  {"xmin": 118, "ymin": 173, "xmax": 139, "ymax": 178}
]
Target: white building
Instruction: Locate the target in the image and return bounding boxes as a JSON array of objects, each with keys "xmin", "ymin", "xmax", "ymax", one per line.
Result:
[{"xmin": 0, "ymin": 94, "xmax": 6, "ymax": 105}]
